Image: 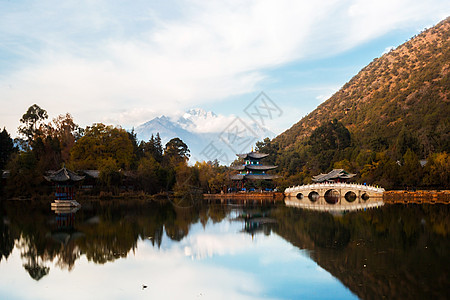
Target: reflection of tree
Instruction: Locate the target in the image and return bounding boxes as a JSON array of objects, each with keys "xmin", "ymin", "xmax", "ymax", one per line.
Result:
[
  {"xmin": 207, "ymin": 204, "xmax": 229, "ymax": 223},
  {"xmin": 50, "ymin": 231, "xmax": 83, "ymax": 271},
  {"xmin": 77, "ymin": 211, "xmax": 140, "ymax": 264},
  {"xmin": 18, "ymin": 237, "xmax": 50, "ymax": 281},
  {"xmin": 273, "ymin": 204, "xmax": 450, "ymax": 299},
  {"xmin": 165, "ymin": 205, "xmax": 198, "ymax": 241},
  {"xmin": 1, "ymin": 200, "xmax": 271, "ymax": 277},
  {"xmin": 0, "ymin": 206, "xmax": 14, "ymax": 262}
]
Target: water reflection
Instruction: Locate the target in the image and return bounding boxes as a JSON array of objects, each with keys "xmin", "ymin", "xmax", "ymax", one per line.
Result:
[
  {"xmin": 0, "ymin": 199, "xmax": 448, "ymax": 299},
  {"xmin": 286, "ymin": 195, "xmax": 384, "ymax": 212},
  {"xmin": 273, "ymin": 204, "xmax": 450, "ymax": 299}
]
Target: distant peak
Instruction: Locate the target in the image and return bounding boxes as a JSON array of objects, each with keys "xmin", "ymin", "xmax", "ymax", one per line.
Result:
[
  {"xmin": 184, "ymin": 108, "xmax": 217, "ymax": 119},
  {"xmin": 157, "ymin": 115, "xmax": 171, "ymax": 121}
]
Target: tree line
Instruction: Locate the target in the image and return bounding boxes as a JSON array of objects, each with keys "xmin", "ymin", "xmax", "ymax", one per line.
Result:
[
  {"xmin": 1, "ymin": 105, "xmax": 448, "ymax": 198},
  {"xmin": 0, "ymin": 104, "xmax": 230, "ymax": 198}
]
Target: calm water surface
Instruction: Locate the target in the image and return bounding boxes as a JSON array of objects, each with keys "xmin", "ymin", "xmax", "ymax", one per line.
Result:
[{"xmin": 0, "ymin": 199, "xmax": 448, "ymax": 299}]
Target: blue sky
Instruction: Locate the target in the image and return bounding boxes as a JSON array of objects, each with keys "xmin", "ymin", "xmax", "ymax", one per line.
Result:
[{"xmin": 0, "ymin": 0, "xmax": 448, "ymax": 137}]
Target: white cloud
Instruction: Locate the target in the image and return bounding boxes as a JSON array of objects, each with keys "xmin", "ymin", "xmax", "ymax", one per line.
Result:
[
  {"xmin": 315, "ymin": 87, "xmax": 340, "ymax": 103},
  {"xmin": 0, "ymin": 0, "xmax": 449, "ymax": 135},
  {"xmin": 382, "ymin": 46, "xmax": 395, "ymax": 55}
]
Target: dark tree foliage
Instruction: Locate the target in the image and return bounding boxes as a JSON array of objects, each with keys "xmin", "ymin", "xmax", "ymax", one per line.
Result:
[
  {"xmin": 0, "ymin": 128, "xmax": 15, "ymax": 170},
  {"xmin": 154, "ymin": 133, "xmax": 163, "ymax": 162},
  {"xmin": 309, "ymin": 119, "xmax": 351, "ymax": 153},
  {"xmin": 164, "ymin": 138, "xmax": 190, "ymax": 163},
  {"xmin": 127, "ymin": 128, "xmax": 140, "ymax": 169},
  {"xmin": 0, "ymin": 205, "xmax": 14, "ymax": 262},
  {"xmin": 396, "ymin": 128, "xmax": 420, "ymax": 157},
  {"xmin": 255, "ymin": 137, "xmax": 279, "ymax": 166},
  {"xmin": 141, "ymin": 133, "xmax": 163, "ymax": 163}
]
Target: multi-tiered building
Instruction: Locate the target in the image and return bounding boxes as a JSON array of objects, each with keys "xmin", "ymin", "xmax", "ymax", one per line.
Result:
[{"xmin": 230, "ymin": 151, "xmax": 278, "ymax": 189}]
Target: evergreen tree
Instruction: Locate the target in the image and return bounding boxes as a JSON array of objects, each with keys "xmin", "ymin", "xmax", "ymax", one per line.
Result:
[
  {"xmin": 0, "ymin": 128, "xmax": 15, "ymax": 169},
  {"xmin": 154, "ymin": 133, "xmax": 163, "ymax": 162}
]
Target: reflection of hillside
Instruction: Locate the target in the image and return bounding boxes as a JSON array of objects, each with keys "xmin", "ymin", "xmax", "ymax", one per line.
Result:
[{"xmin": 273, "ymin": 205, "xmax": 450, "ymax": 299}]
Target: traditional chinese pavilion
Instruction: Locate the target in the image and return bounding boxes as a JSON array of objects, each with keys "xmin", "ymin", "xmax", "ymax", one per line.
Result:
[
  {"xmin": 312, "ymin": 169, "xmax": 356, "ymax": 183},
  {"xmin": 230, "ymin": 151, "xmax": 278, "ymax": 189},
  {"xmin": 45, "ymin": 166, "xmax": 84, "ymax": 208}
]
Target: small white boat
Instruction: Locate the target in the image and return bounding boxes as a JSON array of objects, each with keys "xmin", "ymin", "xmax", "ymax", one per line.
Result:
[{"xmin": 51, "ymin": 199, "xmax": 81, "ymax": 208}]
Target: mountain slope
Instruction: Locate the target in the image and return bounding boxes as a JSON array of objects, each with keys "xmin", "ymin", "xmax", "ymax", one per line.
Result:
[{"xmin": 275, "ymin": 17, "xmax": 450, "ymax": 156}]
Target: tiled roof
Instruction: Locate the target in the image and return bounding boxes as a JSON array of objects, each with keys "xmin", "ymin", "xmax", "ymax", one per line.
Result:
[
  {"xmin": 312, "ymin": 169, "xmax": 356, "ymax": 182},
  {"xmin": 44, "ymin": 167, "xmax": 85, "ymax": 182},
  {"xmin": 236, "ymin": 152, "xmax": 269, "ymax": 159}
]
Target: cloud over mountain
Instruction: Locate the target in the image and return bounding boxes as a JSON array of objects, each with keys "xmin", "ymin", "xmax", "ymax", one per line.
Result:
[{"xmin": 135, "ymin": 108, "xmax": 273, "ymax": 164}]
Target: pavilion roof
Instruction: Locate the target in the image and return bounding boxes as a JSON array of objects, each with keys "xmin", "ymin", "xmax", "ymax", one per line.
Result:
[
  {"xmin": 236, "ymin": 152, "xmax": 269, "ymax": 160},
  {"xmin": 312, "ymin": 169, "xmax": 356, "ymax": 182},
  {"xmin": 230, "ymin": 173, "xmax": 279, "ymax": 180},
  {"xmin": 230, "ymin": 165, "xmax": 277, "ymax": 171},
  {"xmin": 80, "ymin": 170, "xmax": 100, "ymax": 179},
  {"xmin": 44, "ymin": 167, "xmax": 85, "ymax": 182}
]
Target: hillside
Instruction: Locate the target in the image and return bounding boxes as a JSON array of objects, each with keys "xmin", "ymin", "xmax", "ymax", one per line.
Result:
[
  {"xmin": 276, "ymin": 17, "xmax": 449, "ymax": 155},
  {"xmin": 267, "ymin": 17, "xmax": 450, "ymax": 189}
]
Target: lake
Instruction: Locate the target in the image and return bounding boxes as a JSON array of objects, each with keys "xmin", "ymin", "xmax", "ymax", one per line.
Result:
[{"xmin": 0, "ymin": 199, "xmax": 448, "ymax": 299}]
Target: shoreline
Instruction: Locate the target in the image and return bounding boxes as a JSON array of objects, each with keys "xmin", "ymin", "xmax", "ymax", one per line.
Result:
[
  {"xmin": 383, "ymin": 190, "xmax": 450, "ymax": 204},
  {"xmin": 203, "ymin": 192, "xmax": 284, "ymax": 201},
  {"xmin": 2, "ymin": 190, "xmax": 449, "ymax": 204}
]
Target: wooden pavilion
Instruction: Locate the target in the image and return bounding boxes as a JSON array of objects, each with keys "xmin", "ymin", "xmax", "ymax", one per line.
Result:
[
  {"xmin": 45, "ymin": 166, "xmax": 84, "ymax": 208},
  {"xmin": 230, "ymin": 151, "xmax": 279, "ymax": 190}
]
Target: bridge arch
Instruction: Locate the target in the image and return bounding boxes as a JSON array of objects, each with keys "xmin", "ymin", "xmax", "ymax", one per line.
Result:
[
  {"xmin": 361, "ymin": 193, "xmax": 370, "ymax": 201},
  {"xmin": 344, "ymin": 191, "xmax": 357, "ymax": 203},
  {"xmin": 296, "ymin": 193, "xmax": 303, "ymax": 199},
  {"xmin": 308, "ymin": 191, "xmax": 319, "ymax": 202},
  {"xmin": 324, "ymin": 189, "xmax": 340, "ymax": 204}
]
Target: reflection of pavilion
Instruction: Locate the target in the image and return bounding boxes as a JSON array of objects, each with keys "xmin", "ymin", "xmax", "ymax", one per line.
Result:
[
  {"xmin": 49, "ymin": 206, "xmax": 84, "ymax": 271},
  {"xmin": 234, "ymin": 211, "xmax": 277, "ymax": 237},
  {"xmin": 54, "ymin": 207, "xmax": 79, "ymax": 230},
  {"xmin": 51, "ymin": 206, "xmax": 83, "ymax": 245}
]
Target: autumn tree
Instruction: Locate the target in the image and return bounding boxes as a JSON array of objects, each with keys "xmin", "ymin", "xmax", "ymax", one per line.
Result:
[
  {"xmin": 48, "ymin": 113, "xmax": 83, "ymax": 162},
  {"xmin": 69, "ymin": 123, "xmax": 134, "ymax": 170},
  {"xmin": 422, "ymin": 152, "xmax": 449, "ymax": 188}
]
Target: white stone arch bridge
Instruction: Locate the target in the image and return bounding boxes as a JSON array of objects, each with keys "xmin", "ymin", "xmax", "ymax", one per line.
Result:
[{"xmin": 284, "ymin": 183, "xmax": 384, "ymax": 211}]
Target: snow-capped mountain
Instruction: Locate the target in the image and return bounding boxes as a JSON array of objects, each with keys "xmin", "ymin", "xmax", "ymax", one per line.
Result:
[{"xmin": 135, "ymin": 108, "xmax": 274, "ymax": 164}]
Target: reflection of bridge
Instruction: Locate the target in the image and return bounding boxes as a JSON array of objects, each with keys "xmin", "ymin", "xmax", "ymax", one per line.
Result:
[
  {"xmin": 284, "ymin": 183, "xmax": 384, "ymax": 211},
  {"xmin": 285, "ymin": 197, "xmax": 384, "ymax": 212}
]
